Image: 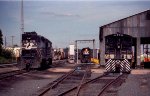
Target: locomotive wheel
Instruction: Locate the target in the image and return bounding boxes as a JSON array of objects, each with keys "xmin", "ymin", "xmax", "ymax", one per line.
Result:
[
  {"xmin": 48, "ymin": 58, "xmax": 52, "ymax": 67},
  {"xmin": 40, "ymin": 59, "xmax": 47, "ymax": 69},
  {"xmin": 26, "ymin": 63, "xmax": 31, "ymax": 71}
]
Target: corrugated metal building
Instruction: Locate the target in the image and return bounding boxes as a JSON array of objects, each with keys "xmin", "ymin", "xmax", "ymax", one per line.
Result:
[{"xmin": 99, "ymin": 10, "xmax": 150, "ymax": 68}]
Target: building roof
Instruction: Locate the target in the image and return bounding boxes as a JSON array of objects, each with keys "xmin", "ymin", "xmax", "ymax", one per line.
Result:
[{"xmin": 100, "ymin": 9, "xmax": 150, "ymax": 28}]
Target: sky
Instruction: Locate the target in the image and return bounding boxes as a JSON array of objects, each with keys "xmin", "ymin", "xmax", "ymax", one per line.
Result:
[{"xmin": 0, "ymin": 0, "xmax": 150, "ymax": 48}]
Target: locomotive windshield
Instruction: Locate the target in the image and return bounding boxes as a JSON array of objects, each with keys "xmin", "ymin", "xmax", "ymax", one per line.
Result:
[
  {"xmin": 22, "ymin": 50, "xmax": 37, "ymax": 58},
  {"xmin": 83, "ymin": 49, "xmax": 90, "ymax": 55}
]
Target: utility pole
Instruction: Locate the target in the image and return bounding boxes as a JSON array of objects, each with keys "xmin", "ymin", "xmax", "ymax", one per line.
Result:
[
  {"xmin": 93, "ymin": 39, "xmax": 95, "ymax": 58},
  {"xmin": 5, "ymin": 36, "xmax": 6, "ymax": 48},
  {"xmin": 11, "ymin": 36, "xmax": 15, "ymax": 63},
  {"xmin": 20, "ymin": 0, "xmax": 24, "ymax": 69},
  {"xmin": 21, "ymin": 0, "xmax": 24, "ymax": 34},
  {"xmin": 20, "ymin": 0, "xmax": 24, "ymax": 47},
  {"xmin": 11, "ymin": 36, "xmax": 15, "ymax": 48}
]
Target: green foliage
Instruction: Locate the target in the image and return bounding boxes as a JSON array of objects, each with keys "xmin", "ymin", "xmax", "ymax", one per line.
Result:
[
  {"xmin": 1, "ymin": 49, "xmax": 13, "ymax": 59},
  {"xmin": 0, "ymin": 29, "xmax": 15, "ymax": 64},
  {"xmin": 0, "ymin": 29, "xmax": 3, "ymax": 45},
  {"xmin": 0, "ymin": 56, "xmax": 12, "ymax": 64},
  {"xmin": 0, "ymin": 29, "xmax": 3, "ymax": 55},
  {"xmin": 0, "ymin": 49, "xmax": 15, "ymax": 64}
]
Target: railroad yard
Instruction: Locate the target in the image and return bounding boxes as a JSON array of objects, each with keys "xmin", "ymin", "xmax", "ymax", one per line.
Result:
[
  {"xmin": 0, "ymin": 61, "xmax": 150, "ymax": 96},
  {"xmin": 0, "ymin": 1, "xmax": 150, "ymax": 96}
]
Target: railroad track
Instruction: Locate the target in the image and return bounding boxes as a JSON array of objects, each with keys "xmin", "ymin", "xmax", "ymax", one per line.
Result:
[
  {"xmin": 35, "ymin": 63, "xmax": 128, "ymax": 96},
  {"xmin": 35, "ymin": 64, "xmax": 91, "ymax": 96},
  {"xmin": 97, "ymin": 73, "xmax": 126, "ymax": 96},
  {"xmin": 0, "ymin": 63, "xmax": 18, "ymax": 68},
  {"xmin": 0, "ymin": 70, "xmax": 28, "ymax": 80},
  {"xmin": 59, "ymin": 73, "xmax": 127, "ymax": 96}
]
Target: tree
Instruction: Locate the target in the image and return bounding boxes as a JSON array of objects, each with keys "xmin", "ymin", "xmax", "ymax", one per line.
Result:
[
  {"xmin": 0, "ymin": 29, "xmax": 3, "ymax": 55},
  {"xmin": 1, "ymin": 49, "xmax": 13, "ymax": 59}
]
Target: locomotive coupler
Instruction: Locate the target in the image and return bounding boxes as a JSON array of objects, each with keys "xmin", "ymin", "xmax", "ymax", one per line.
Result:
[{"xmin": 115, "ymin": 64, "xmax": 120, "ymax": 73}]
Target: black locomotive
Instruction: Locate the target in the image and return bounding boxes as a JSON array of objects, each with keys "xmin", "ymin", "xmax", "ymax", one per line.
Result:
[
  {"xmin": 80, "ymin": 47, "xmax": 91, "ymax": 63},
  {"xmin": 105, "ymin": 33, "xmax": 133, "ymax": 73},
  {"xmin": 21, "ymin": 32, "xmax": 52, "ymax": 70}
]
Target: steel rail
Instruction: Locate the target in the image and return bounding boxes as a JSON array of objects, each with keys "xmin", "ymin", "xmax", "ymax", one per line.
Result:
[
  {"xmin": 0, "ymin": 70, "xmax": 20, "ymax": 75},
  {"xmin": 97, "ymin": 73, "xmax": 124, "ymax": 96},
  {"xmin": 38, "ymin": 65, "xmax": 79, "ymax": 96},
  {"xmin": 58, "ymin": 73, "xmax": 108, "ymax": 96},
  {"xmin": 0, "ymin": 70, "xmax": 27, "ymax": 80},
  {"xmin": 76, "ymin": 67, "xmax": 88, "ymax": 96},
  {"xmin": 0, "ymin": 63, "xmax": 18, "ymax": 68}
]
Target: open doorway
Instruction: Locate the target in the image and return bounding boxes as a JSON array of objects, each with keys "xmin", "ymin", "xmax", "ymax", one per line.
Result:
[{"xmin": 141, "ymin": 37, "xmax": 150, "ymax": 68}]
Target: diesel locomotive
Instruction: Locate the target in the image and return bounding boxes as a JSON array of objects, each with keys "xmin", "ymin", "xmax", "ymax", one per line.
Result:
[
  {"xmin": 105, "ymin": 33, "xmax": 133, "ymax": 73},
  {"xmin": 80, "ymin": 47, "xmax": 91, "ymax": 63},
  {"xmin": 21, "ymin": 32, "xmax": 52, "ymax": 70}
]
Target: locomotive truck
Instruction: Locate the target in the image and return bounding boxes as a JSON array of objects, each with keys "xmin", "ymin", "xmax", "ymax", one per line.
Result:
[{"xmin": 21, "ymin": 32, "xmax": 52, "ymax": 70}]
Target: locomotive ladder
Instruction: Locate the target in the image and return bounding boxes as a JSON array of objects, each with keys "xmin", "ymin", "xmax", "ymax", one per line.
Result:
[{"xmin": 105, "ymin": 59, "xmax": 131, "ymax": 73}]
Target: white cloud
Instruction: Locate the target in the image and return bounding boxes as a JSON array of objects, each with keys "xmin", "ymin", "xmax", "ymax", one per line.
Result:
[{"xmin": 40, "ymin": 11, "xmax": 80, "ymax": 18}]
